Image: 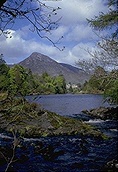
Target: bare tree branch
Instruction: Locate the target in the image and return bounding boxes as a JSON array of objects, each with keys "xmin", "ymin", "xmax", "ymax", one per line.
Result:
[
  {"xmin": 5, "ymin": 130, "xmax": 20, "ymax": 172},
  {"xmin": 76, "ymin": 37, "xmax": 118, "ymax": 74},
  {"xmin": 0, "ymin": 0, "xmax": 63, "ymax": 49}
]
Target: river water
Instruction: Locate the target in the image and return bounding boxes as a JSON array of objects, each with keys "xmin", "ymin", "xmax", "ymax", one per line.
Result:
[
  {"xmin": 27, "ymin": 94, "xmax": 117, "ymax": 138},
  {"xmin": 26, "ymin": 94, "xmax": 111, "ymax": 116},
  {"xmin": 0, "ymin": 94, "xmax": 118, "ymax": 172}
]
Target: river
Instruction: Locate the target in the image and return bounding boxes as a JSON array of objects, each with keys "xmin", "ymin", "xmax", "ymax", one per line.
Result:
[
  {"xmin": 26, "ymin": 94, "xmax": 111, "ymax": 116},
  {"xmin": 0, "ymin": 94, "xmax": 118, "ymax": 172},
  {"xmin": 26, "ymin": 94, "xmax": 117, "ymax": 138}
]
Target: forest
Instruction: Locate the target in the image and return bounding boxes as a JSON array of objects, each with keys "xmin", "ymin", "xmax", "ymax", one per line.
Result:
[{"xmin": 0, "ymin": 57, "xmax": 118, "ymax": 104}]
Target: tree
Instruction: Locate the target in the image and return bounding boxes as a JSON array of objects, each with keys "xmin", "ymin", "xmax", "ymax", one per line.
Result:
[
  {"xmin": 8, "ymin": 65, "xmax": 32, "ymax": 96},
  {"xmin": 0, "ymin": 54, "xmax": 6, "ymax": 64},
  {"xmin": 77, "ymin": 0, "xmax": 118, "ymax": 103},
  {"xmin": 103, "ymin": 70, "xmax": 118, "ymax": 104},
  {"xmin": 0, "ymin": 63, "xmax": 10, "ymax": 91},
  {"xmin": 34, "ymin": 73, "xmax": 67, "ymax": 94},
  {"xmin": 77, "ymin": 38, "xmax": 118, "ymax": 74},
  {"xmin": 87, "ymin": 0, "xmax": 118, "ymax": 38},
  {"xmin": 0, "ymin": 0, "xmax": 63, "ymax": 48},
  {"xmin": 54, "ymin": 75, "xmax": 66, "ymax": 94},
  {"xmin": 77, "ymin": 0, "xmax": 118, "ymax": 73}
]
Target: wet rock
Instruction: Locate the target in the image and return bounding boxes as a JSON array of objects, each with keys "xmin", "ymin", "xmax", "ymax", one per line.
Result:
[
  {"xmin": 0, "ymin": 146, "xmax": 13, "ymax": 159},
  {"xmin": 7, "ymin": 166, "xmax": 17, "ymax": 172},
  {"xmin": 52, "ymin": 150, "xmax": 65, "ymax": 159},
  {"xmin": 82, "ymin": 106, "xmax": 118, "ymax": 120},
  {"xmin": 81, "ymin": 147, "xmax": 88, "ymax": 154},
  {"xmin": 0, "ymin": 99, "xmax": 105, "ymax": 138},
  {"xmin": 79, "ymin": 138, "xmax": 89, "ymax": 154},
  {"xmin": 102, "ymin": 159, "xmax": 118, "ymax": 172},
  {"xmin": 18, "ymin": 154, "xmax": 29, "ymax": 163},
  {"xmin": 19, "ymin": 144, "xmax": 27, "ymax": 151},
  {"xmin": 34, "ymin": 142, "xmax": 44, "ymax": 155},
  {"xmin": 0, "ymin": 153, "xmax": 6, "ymax": 166},
  {"xmin": 35, "ymin": 144, "xmax": 65, "ymax": 161},
  {"xmin": 71, "ymin": 162, "xmax": 84, "ymax": 169}
]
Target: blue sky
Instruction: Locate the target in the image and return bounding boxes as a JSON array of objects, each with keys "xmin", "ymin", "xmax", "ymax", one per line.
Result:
[{"xmin": 0, "ymin": 0, "xmax": 108, "ymax": 66}]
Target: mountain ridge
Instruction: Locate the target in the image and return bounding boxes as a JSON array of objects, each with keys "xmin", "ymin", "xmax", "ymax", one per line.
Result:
[{"xmin": 19, "ymin": 52, "xmax": 90, "ymax": 84}]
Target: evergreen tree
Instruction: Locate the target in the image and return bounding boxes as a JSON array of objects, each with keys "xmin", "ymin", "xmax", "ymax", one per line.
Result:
[
  {"xmin": 87, "ymin": 0, "xmax": 118, "ymax": 38},
  {"xmin": 77, "ymin": 0, "xmax": 118, "ymax": 103}
]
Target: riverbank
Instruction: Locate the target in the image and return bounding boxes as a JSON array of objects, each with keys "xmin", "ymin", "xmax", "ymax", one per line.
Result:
[
  {"xmin": 82, "ymin": 106, "xmax": 118, "ymax": 120},
  {"xmin": 0, "ymin": 95, "xmax": 118, "ymax": 172},
  {"xmin": 0, "ymin": 97, "xmax": 104, "ymax": 138}
]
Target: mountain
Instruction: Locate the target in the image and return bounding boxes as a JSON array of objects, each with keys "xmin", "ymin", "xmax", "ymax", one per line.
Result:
[
  {"xmin": 19, "ymin": 52, "xmax": 90, "ymax": 84},
  {"xmin": 59, "ymin": 63, "xmax": 83, "ymax": 73}
]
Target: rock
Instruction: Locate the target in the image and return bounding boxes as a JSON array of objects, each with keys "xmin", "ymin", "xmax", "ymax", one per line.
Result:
[
  {"xmin": 102, "ymin": 159, "xmax": 118, "ymax": 172},
  {"xmin": 0, "ymin": 146, "xmax": 13, "ymax": 159},
  {"xmin": 0, "ymin": 153, "xmax": 6, "ymax": 166},
  {"xmin": 82, "ymin": 106, "xmax": 118, "ymax": 120},
  {"xmin": 18, "ymin": 154, "xmax": 29, "ymax": 163},
  {"xmin": 0, "ymin": 98, "xmax": 105, "ymax": 138},
  {"xmin": 7, "ymin": 166, "xmax": 17, "ymax": 172},
  {"xmin": 34, "ymin": 144, "xmax": 64, "ymax": 161},
  {"xmin": 71, "ymin": 162, "xmax": 84, "ymax": 169}
]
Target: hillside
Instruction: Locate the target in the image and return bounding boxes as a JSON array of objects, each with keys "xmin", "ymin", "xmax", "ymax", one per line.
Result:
[
  {"xmin": 19, "ymin": 52, "xmax": 90, "ymax": 84},
  {"xmin": 60, "ymin": 63, "xmax": 84, "ymax": 73}
]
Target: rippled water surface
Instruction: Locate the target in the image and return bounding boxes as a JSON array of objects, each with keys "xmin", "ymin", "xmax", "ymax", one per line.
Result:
[{"xmin": 26, "ymin": 94, "xmax": 111, "ymax": 116}]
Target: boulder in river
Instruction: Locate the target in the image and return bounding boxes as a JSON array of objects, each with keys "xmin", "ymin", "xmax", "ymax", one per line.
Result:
[
  {"xmin": 82, "ymin": 106, "xmax": 118, "ymax": 120},
  {"xmin": 0, "ymin": 98, "xmax": 105, "ymax": 138}
]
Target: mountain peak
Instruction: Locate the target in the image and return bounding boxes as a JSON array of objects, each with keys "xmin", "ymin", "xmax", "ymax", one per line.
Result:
[
  {"xmin": 19, "ymin": 52, "xmax": 90, "ymax": 84},
  {"xmin": 28, "ymin": 52, "xmax": 56, "ymax": 63}
]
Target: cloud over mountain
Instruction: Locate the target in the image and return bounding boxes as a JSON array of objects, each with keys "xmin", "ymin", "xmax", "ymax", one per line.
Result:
[{"xmin": 0, "ymin": 0, "xmax": 108, "ymax": 65}]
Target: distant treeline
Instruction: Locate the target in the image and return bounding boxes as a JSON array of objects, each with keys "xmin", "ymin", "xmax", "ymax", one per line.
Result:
[
  {"xmin": 0, "ymin": 61, "xmax": 118, "ymax": 104},
  {"xmin": 0, "ymin": 63, "xmax": 68, "ymax": 96},
  {"xmin": 82, "ymin": 67, "xmax": 118, "ymax": 104}
]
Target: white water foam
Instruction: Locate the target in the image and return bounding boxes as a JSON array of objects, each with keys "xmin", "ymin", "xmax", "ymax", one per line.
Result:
[
  {"xmin": 0, "ymin": 133, "xmax": 13, "ymax": 139},
  {"xmin": 85, "ymin": 119, "xmax": 105, "ymax": 124}
]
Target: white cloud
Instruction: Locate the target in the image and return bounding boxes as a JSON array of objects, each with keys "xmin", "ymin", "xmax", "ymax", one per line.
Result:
[
  {"xmin": 71, "ymin": 42, "xmax": 96, "ymax": 60},
  {"xmin": 0, "ymin": 29, "xmax": 63, "ymax": 64},
  {"xmin": 43, "ymin": 0, "xmax": 108, "ymax": 25},
  {"xmin": 48, "ymin": 25, "xmax": 68, "ymax": 40},
  {"xmin": 64, "ymin": 24, "xmax": 97, "ymax": 42},
  {"xmin": 55, "ymin": 42, "xmax": 97, "ymax": 66},
  {"xmin": 0, "ymin": 28, "xmax": 99, "ymax": 66},
  {"xmin": 0, "ymin": 0, "xmax": 108, "ymax": 66}
]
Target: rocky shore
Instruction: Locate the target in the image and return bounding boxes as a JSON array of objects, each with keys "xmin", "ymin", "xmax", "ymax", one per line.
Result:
[
  {"xmin": 0, "ymin": 98, "xmax": 118, "ymax": 172},
  {"xmin": 0, "ymin": 98, "xmax": 104, "ymax": 138},
  {"xmin": 82, "ymin": 106, "xmax": 118, "ymax": 120}
]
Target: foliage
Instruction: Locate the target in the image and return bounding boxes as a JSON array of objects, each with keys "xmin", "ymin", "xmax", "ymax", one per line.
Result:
[
  {"xmin": 87, "ymin": 0, "xmax": 118, "ymax": 38},
  {"xmin": 8, "ymin": 65, "xmax": 31, "ymax": 96},
  {"xmin": 76, "ymin": 38, "xmax": 118, "ymax": 74},
  {"xmin": 53, "ymin": 75, "xmax": 66, "ymax": 94},
  {"xmin": 0, "ymin": 54, "xmax": 6, "ymax": 64},
  {"xmin": 34, "ymin": 73, "xmax": 67, "ymax": 94},
  {"xmin": 0, "ymin": 62, "xmax": 67, "ymax": 96},
  {"xmin": 0, "ymin": 64, "xmax": 36, "ymax": 98},
  {"xmin": 82, "ymin": 68, "xmax": 118, "ymax": 104},
  {"xmin": 77, "ymin": 0, "xmax": 118, "ymax": 103},
  {"xmin": 0, "ymin": 63, "xmax": 10, "ymax": 91},
  {"xmin": 104, "ymin": 70, "xmax": 118, "ymax": 104}
]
